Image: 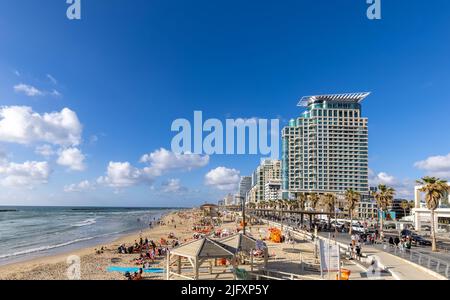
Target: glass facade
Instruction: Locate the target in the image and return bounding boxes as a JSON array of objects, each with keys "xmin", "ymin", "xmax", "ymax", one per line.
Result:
[{"xmin": 281, "ymin": 93, "xmax": 369, "ymax": 198}]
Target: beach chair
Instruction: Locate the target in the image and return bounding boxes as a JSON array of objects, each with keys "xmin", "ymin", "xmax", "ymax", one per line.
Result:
[{"xmin": 233, "ymin": 268, "xmax": 249, "ymax": 280}]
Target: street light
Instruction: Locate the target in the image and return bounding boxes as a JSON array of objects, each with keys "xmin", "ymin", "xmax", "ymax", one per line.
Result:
[{"xmin": 240, "ymin": 195, "xmax": 246, "ymax": 235}]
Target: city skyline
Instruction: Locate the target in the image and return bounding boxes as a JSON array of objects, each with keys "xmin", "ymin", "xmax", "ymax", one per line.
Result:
[{"xmin": 1, "ymin": 0, "xmax": 450, "ymax": 206}]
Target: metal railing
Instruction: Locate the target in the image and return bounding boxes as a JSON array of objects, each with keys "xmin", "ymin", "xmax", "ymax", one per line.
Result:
[
  {"xmin": 250, "ymin": 269, "xmax": 321, "ymax": 280},
  {"xmin": 257, "ymin": 214, "xmax": 450, "ymax": 279},
  {"xmin": 372, "ymin": 242, "xmax": 450, "ymax": 279}
]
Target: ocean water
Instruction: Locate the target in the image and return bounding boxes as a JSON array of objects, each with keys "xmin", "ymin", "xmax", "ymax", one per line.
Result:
[{"xmin": 0, "ymin": 206, "xmax": 176, "ymax": 266}]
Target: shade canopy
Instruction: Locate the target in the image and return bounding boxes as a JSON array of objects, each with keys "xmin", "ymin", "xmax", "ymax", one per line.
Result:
[
  {"xmin": 217, "ymin": 233, "xmax": 259, "ymax": 254},
  {"xmin": 170, "ymin": 237, "xmax": 234, "ymax": 259}
]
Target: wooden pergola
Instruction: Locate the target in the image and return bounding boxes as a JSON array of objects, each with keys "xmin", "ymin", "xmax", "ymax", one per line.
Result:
[
  {"xmin": 166, "ymin": 234, "xmax": 268, "ymax": 280},
  {"xmin": 217, "ymin": 233, "xmax": 268, "ymax": 272},
  {"xmin": 166, "ymin": 238, "xmax": 235, "ymax": 280}
]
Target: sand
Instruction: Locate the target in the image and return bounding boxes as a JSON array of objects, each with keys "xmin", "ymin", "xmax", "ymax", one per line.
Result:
[
  {"xmin": 0, "ymin": 209, "xmax": 198, "ymax": 280},
  {"xmin": 0, "ymin": 209, "xmax": 376, "ymax": 280}
]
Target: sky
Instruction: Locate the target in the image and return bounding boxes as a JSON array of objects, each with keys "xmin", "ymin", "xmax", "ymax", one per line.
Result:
[{"xmin": 0, "ymin": 0, "xmax": 449, "ymax": 207}]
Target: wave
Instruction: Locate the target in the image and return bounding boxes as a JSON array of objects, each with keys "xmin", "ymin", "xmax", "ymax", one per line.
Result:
[
  {"xmin": 0, "ymin": 230, "xmax": 126, "ymax": 260},
  {"xmin": 71, "ymin": 218, "xmax": 97, "ymax": 227},
  {"xmin": 0, "ymin": 236, "xmax": 96, "ymax": 260}
]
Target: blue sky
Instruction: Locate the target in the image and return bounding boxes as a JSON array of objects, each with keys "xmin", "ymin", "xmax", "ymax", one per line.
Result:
[{"xmin": 0, "ymin": 0, "xmax": 449, "ymax": 206}]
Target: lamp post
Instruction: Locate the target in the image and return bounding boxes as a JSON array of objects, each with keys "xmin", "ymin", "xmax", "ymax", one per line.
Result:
[
  {"xmin": 240, "ymin": 196, "xmax": 246, "ymax": 235},
  {"xmin": 334, "ymin": 201, "xmax": 338, "ymax": 239}
]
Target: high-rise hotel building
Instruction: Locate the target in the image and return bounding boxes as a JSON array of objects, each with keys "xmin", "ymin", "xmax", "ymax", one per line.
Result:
[
  {"xmin": 250, "ymin": 159, "xmax": 281, "ymax": 203},
  {"xmin": 281, "ymin": 92, "xmax": 369, "ymax": 199}
]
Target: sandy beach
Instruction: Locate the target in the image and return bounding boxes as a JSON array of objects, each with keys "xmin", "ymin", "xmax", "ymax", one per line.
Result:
[
  {"xmin": 0, "ymin": 209, "xmax": 195, "ymax": 280},
  {"xmin": 0, "ymin": 207, "xmax": 378, "ymax": 280}
]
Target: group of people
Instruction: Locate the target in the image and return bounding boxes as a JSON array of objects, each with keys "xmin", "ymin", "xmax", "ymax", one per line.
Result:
[
  {"xmin": 348, "ymin": 234, "xmax": 364, "ymax": 260},
  {"xmin": 388, "ymin": 236, "xmax": 412, "ymax": 250},
  {"xmin": 125, "ymin": 268, "xmax": 143, "ymax": 281}
]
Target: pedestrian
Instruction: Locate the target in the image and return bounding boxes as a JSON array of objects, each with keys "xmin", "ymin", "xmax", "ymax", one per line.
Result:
[{"xmin": 355, "ymin": 242, "xmax": 362, "ymax": 260}]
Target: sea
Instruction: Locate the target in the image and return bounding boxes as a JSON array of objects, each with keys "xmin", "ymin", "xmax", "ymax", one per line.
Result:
[{"xmin": 0, "ymin": 206, "xmax": 179, "ymax": 266}]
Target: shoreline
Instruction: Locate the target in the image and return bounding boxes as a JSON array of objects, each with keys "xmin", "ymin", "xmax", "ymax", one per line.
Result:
[{"xmin": 0, "ymin": 209, "xmax": 188, "ymax": 279}]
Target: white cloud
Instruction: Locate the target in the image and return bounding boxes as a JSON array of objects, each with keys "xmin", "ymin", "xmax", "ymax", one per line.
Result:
[
  {"xmin": 161, "ymin": 178, "xmax": 188, "ymax": 193},
  {"xmin": 369, "ymin": 169, "xmax": 414, "ymax": 198},
  {"xmin": 57, "ymin": 148, "xmax": 86, "ymax": 171},
  {"xmin": 0, "ymin": 106, "xmax": 82, "ymax": 146},
  {"xmin": 140, "ymin": 148, "xmax": 209, "ymax": 175},
  {"xmin": 97, "ymin": 162, "xmax": 154, "ymax": 188},
  {"xmin": 46, "ymin": 74, "xmax": 57, "ymax": 85},
  {"xmin": 97, "ymin": 149, "xmax": 208, "ymax": 190},
  {"xmin": 35, "ymin": 144, "xmax": 55, "ymax": 158},
  {"xmin": 51, "ymin": 89, "xmax": 62, "ymax": 97},
  {"xmin": 205, "ymin": 167, "xmax": 240, "ymax": 191},
  {"xmin": 64, "ymin": 180, "xmax": 93, "ymax": 192},
  {"xmin": 14, "ymin": 83, "xmax": 44, "ymax": 97},
  {"xmin": 414, "ymin": 153, "xmax": 450, "ymax": 179},
  {"xmin": 0, "ymin": 160, "xmax": 51, "ymax": 187},
  {"xmin": 369, "ymin": 170, "xmax": 396, "ymax": 186}
]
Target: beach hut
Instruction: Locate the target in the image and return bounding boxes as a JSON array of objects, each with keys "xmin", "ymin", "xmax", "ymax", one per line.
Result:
[
  {"xmin": 166, "ymin": 237, "xmax": 234, "ymax": 280},
  {"xmin": 200, "ymin": 203, "xmax": 219, "ymax": 218},
  {"xmin": 217, "ymin": 233, "xmax": 268, "ymax": 271}
]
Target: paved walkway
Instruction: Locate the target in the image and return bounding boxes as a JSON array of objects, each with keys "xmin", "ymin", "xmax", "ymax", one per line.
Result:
[
  {"xmin": 263, "ymin": 219, "xmax": 445, "ymax": 280},
  {"xmin": 320, "ymin": 231, "xmax": 447, "ymax": 280},
  {"xmin": 359, "ymin": 245, "xmax": 440, "ymax": 280}
]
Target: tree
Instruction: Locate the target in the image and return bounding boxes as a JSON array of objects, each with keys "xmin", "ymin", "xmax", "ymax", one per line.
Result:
[
  {"xmin": 372, "ymin": 184, "xmax": 395, "ymax": 240},
  {"xmin": 400, "ymin": 200, "xmax": 410, "ymax": 218},
  {"xmin": 417, "ymin": 176, "xmax": 449, "ymax": 252},
  {"xmin": 345, "ymin": 189, "xmax": 361, "ymax": 235},
  {"xmin": 308, "ymin": 193, "xmax": 320, "ymax": 211},
  {"xmin": 321, "ymin": 193, "xmax": 336, "ymax": 228},
  {"xmin": 297, "ymin": 192, "xmax": 308, "ymax": 226}
]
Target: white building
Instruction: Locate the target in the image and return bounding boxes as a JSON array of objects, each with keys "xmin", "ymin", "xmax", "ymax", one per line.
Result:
[
  {"xmin": 413, "ymin": 184, "xmax": 450, "ymax": 233},
  {"xmin": 281, "ymin": 93, "xmax": 370, "ymax": 199},
  {"xmin": 223, "ymin": 193, "xmax": 234, "ymax": 206},
  {"xmin": 357, "ymin": 201, "xmax": 377, "ymax": 220},
  {"xmin": 250, "ymin": 159, "xmax": 281, "ymax": 203},
  {"xmin": 239, "ymin": 176, "xmax": 252, "ymax": 200},
  {"xmin": 264, "ymin": 180, "xmax": 282, "ymax": 201}
]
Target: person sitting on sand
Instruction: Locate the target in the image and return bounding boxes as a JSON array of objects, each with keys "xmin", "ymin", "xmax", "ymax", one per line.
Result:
[{"xmin": 132, "ymin": 269, "xmax": 143, "ymax": 281}]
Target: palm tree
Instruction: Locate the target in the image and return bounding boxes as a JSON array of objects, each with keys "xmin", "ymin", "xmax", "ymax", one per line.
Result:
[
  {"xmin": 298, "ymin": 192, "xmax": 307, "ymax": 210},
  {"xmin": 417, "ymin": 176, "xmax": 449, "ymax": 252},
  {"xmin": 308, "ymin": 193, "xmax": 320, "ymax": 211},
  {"xmin": 297, "ymin": 192, "xmax": 308, "ymax": 225},
  {"xmin": 345, "ymin": 189, "xmax": 361, "ymax": 235},
  {"xmin": 400, "ymin": 200, "xmax": 409, "ymax": 218},
  {"xmin": 289, "ymin": 199, "xmax": 299, "ymax": 211},
  {"xmin": 321, "ymin": 193, "xmax": 336, "ymax": 228},
  {"xmin": 372, "ymin": 184, "xmax": 395, "ymax": 240},
  {"xmin": 268, "ymin": 200, "xmax": 277, "ymax": 210}
]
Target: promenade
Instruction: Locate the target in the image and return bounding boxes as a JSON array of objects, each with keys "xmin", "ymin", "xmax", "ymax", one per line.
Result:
[{"xmin": 261, "ymin": 218, "xmax": 446, "ymax": 280}]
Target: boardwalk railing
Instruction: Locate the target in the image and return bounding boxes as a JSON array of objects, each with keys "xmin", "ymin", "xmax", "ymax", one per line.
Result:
[
  {"xmin": 256, "ymin": 215, "xmax": 450, "ymax": 280},
  {"xmin": 372, "ymin": 242, "xmax": 450, "ymax": 279},
  {"xmin": 249, "ymin": 269, "xmax": 321, "ymax": 280}
]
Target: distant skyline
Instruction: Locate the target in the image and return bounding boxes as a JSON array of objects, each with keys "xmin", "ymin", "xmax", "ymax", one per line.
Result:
[{"xmin": 0, "ymin": 0, "xmax": 450, "ymax": 206}]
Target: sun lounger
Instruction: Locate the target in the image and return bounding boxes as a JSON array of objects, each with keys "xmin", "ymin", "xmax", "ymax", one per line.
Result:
[{"xmin": 107, "ymin": 266, "xmax": 164, "ymax": 273}]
